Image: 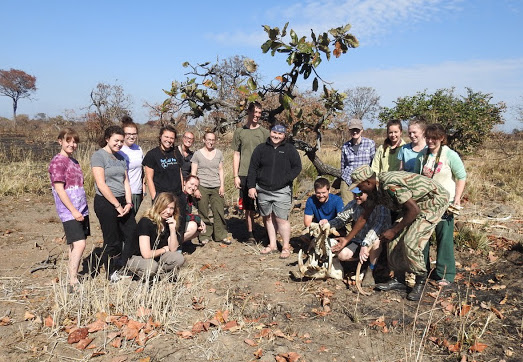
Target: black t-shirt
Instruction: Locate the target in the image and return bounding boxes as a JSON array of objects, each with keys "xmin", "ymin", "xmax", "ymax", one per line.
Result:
[
  {"xmin": 142, "ymin": 146, "xmax": 183, "ymax": 195},
  {"xmin": 136, "ymin": 217, "xmax": 169, "ymax": 257}
]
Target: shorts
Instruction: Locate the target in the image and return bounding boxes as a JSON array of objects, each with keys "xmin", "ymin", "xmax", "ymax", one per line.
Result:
[
  {"xmin": 345, "ymin": 241, "xmax": 361, "ymax": 255},
  {"xmin": 62, "ymin": 215, "xmax": 90, "ymax": 244},
  {"xmin": 239, "ymin": 176, "xmax": 256, "ymax": 211},
  {"xmin": 256, "ymin": 185, "xmax": 292, "ymax": 220}
]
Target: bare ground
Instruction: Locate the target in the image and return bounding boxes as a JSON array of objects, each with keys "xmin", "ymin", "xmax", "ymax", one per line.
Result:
[{"xmin": 0, "ymin": 194, "xmax": 521, "ymax": 361}]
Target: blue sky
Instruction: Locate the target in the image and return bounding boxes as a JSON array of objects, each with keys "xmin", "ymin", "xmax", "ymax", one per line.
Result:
[{"xmin": 1, "ymin": 0, "xmax": 522, "ymax": 131}]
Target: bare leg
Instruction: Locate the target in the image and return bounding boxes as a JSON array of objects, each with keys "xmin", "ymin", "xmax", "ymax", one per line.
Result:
[
  {"xmin": 184, "ymin": 221, "xmax": 199, "ymax": 242},
  {"xmin": 264, "ymin": 214, "xmax": 278, "ymax": 250},
  {"xmin": 369, "ymin": 240, "xmax": 382, "ymax": 266},
  {"xmin": 69, "ymin": 240, "xmax": 86, "ymax": 285},
  {"xmin": 245, "ymin": 210, "xmax": 255, "ymax": 233},
  {"xmin": 274, "ymin": 216, "xmax": 290, "ymax": 251},
  {"xmin": 338, "ymin": 247, "xmax": 355, "ymax": 262}
]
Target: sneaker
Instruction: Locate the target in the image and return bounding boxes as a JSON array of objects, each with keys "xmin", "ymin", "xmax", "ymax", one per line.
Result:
[
  {"xmin": 375, "ymin": 278, "xmax": 407, "ymax": 291},
  {"xmin": 110, "ymin": 270, "xmax": 121, "ymax": 283}
]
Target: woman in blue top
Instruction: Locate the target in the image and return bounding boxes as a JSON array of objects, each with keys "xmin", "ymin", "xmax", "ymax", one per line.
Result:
[{"xmin": 397, "ymin": 118, "xmax": 427, "ymax": 172}]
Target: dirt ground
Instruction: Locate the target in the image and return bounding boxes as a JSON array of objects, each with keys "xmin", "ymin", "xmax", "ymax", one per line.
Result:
[{"xmin": 0, "ymin": 193, "xmax": 521, "ymax": 361}]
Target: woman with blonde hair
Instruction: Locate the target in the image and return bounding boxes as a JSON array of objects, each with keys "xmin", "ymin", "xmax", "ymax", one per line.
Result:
[
  {"xmin": 397, "ymin": 118, "xmax": 427, "ymax": 172},
  {"xmin": 127, "ymin": 192, "xmax": 184, "ymax": 279}
]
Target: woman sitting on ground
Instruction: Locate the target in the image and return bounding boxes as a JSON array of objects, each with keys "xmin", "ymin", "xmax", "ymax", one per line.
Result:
[
  {"xmin": 179, "ymin": 175, "xmax": 206, "ymax": 243},
  {"xmin": 127, "ymin": 192, "xmax": 185, "ymax": 279}
]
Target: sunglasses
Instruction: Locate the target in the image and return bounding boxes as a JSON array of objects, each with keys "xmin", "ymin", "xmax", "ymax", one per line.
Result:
[{"xmin": 354, "ymin": 191, "xmax": 363, "ymax": 197}]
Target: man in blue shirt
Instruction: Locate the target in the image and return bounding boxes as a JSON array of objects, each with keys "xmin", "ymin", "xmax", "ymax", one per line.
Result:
[{"xmin": 304, "ymin": 178, "xmax": 344, "ymax": 227}]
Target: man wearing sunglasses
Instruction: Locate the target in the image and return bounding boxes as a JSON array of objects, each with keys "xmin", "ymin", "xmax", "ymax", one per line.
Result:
[{"xmin": 326, "ymin": 187, "xmax": 390, "ymax": 286}]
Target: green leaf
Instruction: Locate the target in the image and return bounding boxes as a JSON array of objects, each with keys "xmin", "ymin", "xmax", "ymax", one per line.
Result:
[
  {"xmin": 247, "ymin": 77, "xmax": 257, "ymax": 91},
  {"xmin": 182, "ymin": 61, "xmax": 189, "ymax": 68},
  {"xmin": 261, "ymin": 40, "xmax": 272, "ymax": 53},
  {"xmin": 263, "ymin": 25, "xmax": 271, "ymax": 33},
  {"xmin": 281, "ymin": 22, "xmax": 289, "ymax": 37},
  {"xmin": 290, "ymin": 29, "xmax": 298, "ymax": 44},
  {"xmin": 282, "ymin": 93, "xmax": 292, "ymax": 109},
  {"xmin": 188, "ymin": 100, "xmax": 197, "ymax": 109},
  {"xmin": 312, "ymin": 77, "xmax": 318, "ymax": 92},
  {"xmin": 269, "ymin": 28, "xmax": 279, "ymax": 40}
]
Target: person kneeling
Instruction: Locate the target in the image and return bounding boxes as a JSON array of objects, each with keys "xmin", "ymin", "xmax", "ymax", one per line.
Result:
[
  {"xmin": 327, "ymin": 187, "xmax": 391, "ymax": 286},
  {"xmin": 127, "ymin": 192, "xmax": 184, "ymax": 280}
]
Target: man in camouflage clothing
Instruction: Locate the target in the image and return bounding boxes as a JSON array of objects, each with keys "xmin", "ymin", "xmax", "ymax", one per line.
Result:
[{"xmin": 345, "ymin": 165, "xmax": 449, "ymax": 301}]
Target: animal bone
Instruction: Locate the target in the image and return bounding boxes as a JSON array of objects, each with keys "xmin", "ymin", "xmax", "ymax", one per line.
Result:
[{"xmin": 297, "ymin": 223, "xmax": 343, "ymax": 280}]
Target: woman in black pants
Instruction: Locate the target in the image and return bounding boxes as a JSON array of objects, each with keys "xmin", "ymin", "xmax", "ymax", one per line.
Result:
[{"xmin": 91, "ymin": 126, "xmax": 137, "ymax": 281}]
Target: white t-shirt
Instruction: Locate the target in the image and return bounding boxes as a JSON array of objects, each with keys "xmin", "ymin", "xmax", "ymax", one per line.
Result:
[{"xmin": 119, "ymin": 144, "xmax": 143, "ymax": 194}]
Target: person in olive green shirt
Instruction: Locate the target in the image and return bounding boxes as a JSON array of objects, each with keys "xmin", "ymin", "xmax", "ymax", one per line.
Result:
[
  {"xmin": 371, "ymin": 119, "xmax": 406, "ymax": 174},
  {"xmin": 231, "ymin": 101, "xmax": 269, "ymax": 242}
]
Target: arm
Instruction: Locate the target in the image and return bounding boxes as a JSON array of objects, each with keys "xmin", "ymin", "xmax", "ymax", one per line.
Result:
[
  {"xmin": 218, "ymin": 161, "xmax": 225, "ymax": 197},
  {"xmin": 454, "ymin": 179, "xmax": 466, "ymax": 207},
  {"xmin": 327, "ymin": 201, "xmax": 355, "ymax": 230},
  {"xmin": 233, "ymin": 151, "xmax": 241, "ymax": 189},
  {"xmin": 304, "ymin": 214, "xmax": 313, "ymax": 228},
  {"xmin": 331, "ymin": 204, "xmax": 374, "ymax": 253},
  {"xmin": 371, "ymin": 146, "xmax": 382, "ymax": 175},
  {"xmin": 369, "ymin": 140, "xmax": 376, "ymax": 164},
  {"xmin": 448, "ymin": 149, "xmax": 467, "ymax": 206},
  {"xmin": 381, "ymin": 198, "xmax": 420, "ymax": 242},
  {"xmin": 246, "ymin": 147, "xmax": 261, "ymax": 198},
  {"xmin": 53, "ymin": 182, "xmax": 84, "ymax": 221},
  {"xmin": 139, "ymin": 235, "xmax": 170, "ymax": 259},
  {"xmin": 92, "ymin": 166, "xmax": 126, "ymax": 216},
  {"xmin": 190, "ymin": 161, "xmax": 202, "ymax": 199},
  {"xmin": 144, "ymin": 166, "xmax": 156, "ymax": 200},
  {"xmin": 166, "ymin": 217, "xmax": 179, "ymax": 251},
  {"xmin": 122, "ymin": 172, "xmax": 133, "ymax": 215}
]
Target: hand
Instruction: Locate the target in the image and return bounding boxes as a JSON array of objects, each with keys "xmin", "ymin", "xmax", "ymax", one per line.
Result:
[
  {"xmin": 163, "ymin": 245, "xmax": 170, "ymax": 253},
  {"xmin": 248, "ymin": 188, "xmax": 257, "ymax": 199},
  {"xmin": 194, "ymin": 189, "xmax": 202, "ymax": 199},
  {"xmin": 379, "ymin": 229, "xmax": 396, "ymax": 243},
  {"xmin": 219, "ymin": 186, "xmax": 224, "ymax": 197},
  {"xmin": 234, "ymin": 176, "xmax": 241, "ymax": 189},
  {"xmin": 116, "ymin": 205, "xmax": 127, "ymax": 217},
  {"xmin": 166, "ymin": 216, "xmax": 177, "ymax": 228},
  {"xmin": 359, "ymin": 246, "xmax": 369, "ymax": 264},
  {"xmin": 72, "ymin": 210, "xmax": 84, "ymax": 222},
  {"xmin": 331, "ymin": 238, "xmax": 347, "ymax": 253},
  {"xmin": 453, "ymin": 200, "xmax": 461, "ymax": 207}
]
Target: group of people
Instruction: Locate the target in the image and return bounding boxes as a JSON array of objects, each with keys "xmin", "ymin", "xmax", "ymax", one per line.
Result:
[
  {"xmin": 305, "ymin": 117, "xmax": 466, "ymax": 301},
  {"xmin": 49, "ymin": 102, "xmax": 466, "ymax": 302}
]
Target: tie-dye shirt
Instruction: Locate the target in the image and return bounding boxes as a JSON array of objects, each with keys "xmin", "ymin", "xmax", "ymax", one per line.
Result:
[{"xmin": 49, "ymin": 154, "xmax": 89, "ymax": 222}]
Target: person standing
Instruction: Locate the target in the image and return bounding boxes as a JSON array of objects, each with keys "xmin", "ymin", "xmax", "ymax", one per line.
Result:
[
  {"xmin": 49, "ymin": 128, "xmax": 89, "ymax": 288},
  {"xmin": 118, "ymin": 116, "xmax": 144, "ymax": 215},
  {"xmin": 340, "ymin": 118, "xmax": 375, "ymax": 204},
  {"xmin": 344, "ymin": 165, "xmax": 449, "ymax": 301},
  {"xmin": 91, "ymin": 126, "xmax": 138, "ymax": 280},
  {"xmin": 398, "ymin": 118, "xmax": 427, "ymax": 172},
  {"xmin": 415, "ymin": 123, "xmax": 466, "ymax": 286},
  {"xmin": 143, "ymin": 125, "xmax": 184, "ymax": 200},
  {"xmin": 247, "ymin": 124, "xmax": 302, "ymax": 259},
  {"xmin": 191, "ymin": 131, "xmax": 231, "ymax": 245},
  {"xmin": 231, "ymin": 101, "xmax": 270, "ymax": 242},
  {"xmin": 178, "ymin": 131, "xmax": 195, "ymax": 179},
  {"xmin": 371, "ymin": 119, "xmax": 406, "ymax": 174}
]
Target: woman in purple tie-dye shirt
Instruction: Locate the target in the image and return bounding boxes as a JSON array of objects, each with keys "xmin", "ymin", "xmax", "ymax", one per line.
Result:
[{"xmin": 49, "ymin": 128, "xmax": 89, "ymax": 289}]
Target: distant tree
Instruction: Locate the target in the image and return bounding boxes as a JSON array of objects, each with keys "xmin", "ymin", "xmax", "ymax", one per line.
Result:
[
  {"xmin": 162, "ymin": 23, "xmax": 359, "ymax": 177},
  {"xmin": 88, "ymin": 82, "xmax": 132, "ymax": 141},
  {"xmin": 343, "ymin": 86, "xmax": 381, "ymax": 123},
  {"xmin": 516, "ymin": 96, "xmax": 523, "ymax": 126},
  {"xmin": 0, "ymin": 68, "xmax": 37, "ymax": 124},
  {"xmin": 379, "ymin": 88, "xmax": 506, "ymax": 154}
]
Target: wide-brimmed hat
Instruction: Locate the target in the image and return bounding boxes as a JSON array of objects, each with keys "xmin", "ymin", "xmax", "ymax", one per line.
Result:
[{"xmin": 348, "ymin": 165, "xmax": 374, "ymax": 190}]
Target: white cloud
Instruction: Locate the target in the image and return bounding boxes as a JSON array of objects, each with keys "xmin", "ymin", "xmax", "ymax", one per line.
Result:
[
  {"xmin": 335, "ymin": 57, "xmax": 523, "ymax": 130},
  {"xmin": 208, "ymin": 0, "xmax": 463, "ymax": 47}
]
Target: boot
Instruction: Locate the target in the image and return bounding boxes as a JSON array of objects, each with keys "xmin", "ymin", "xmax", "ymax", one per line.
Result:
[
  {"xmin": 361, "ymin": 267, "xmax": 376, "ymax": 287},
  {"xmin": 375, "ymin": 277, "xmax": 406, "ymax": 291},
  {"xmin": 407, "ymin": 275, "xmax": 427, "ymax": 301}
]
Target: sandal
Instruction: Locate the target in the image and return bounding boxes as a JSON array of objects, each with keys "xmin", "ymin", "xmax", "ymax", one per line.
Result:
[
  {"xmin": 260, "ymin": 246, "xmax": 278, "ymax": 255},
  {"xmin": 437, "ymin": 279, "xmax": 451, "ymax": 287},
  {"xmin": 199, "ymin": 239, "xmax": 210, "ymax": 246},
  {"xmin": 279, "ymin": 248, "xmax": 291, "ymax": 259},
  {"xmin": 219, "ymin": 237, "xmax": 233, "ymax": 245}
]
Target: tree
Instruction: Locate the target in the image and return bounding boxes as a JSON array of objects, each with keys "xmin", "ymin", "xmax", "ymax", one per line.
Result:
[
  {"xmin": 379, "ymin": 88, "xmax": 506, "ymax": 154},
  {"xmin": 343, "ymin": 86, "xmax": 381, "ymax": 122},
  {"xmin": 161, "ymin": 23, "xmax": 359, "ymax": 177},
  {"xmin": 87, "ymin": 82, "xmax": 132, "ymax": 141},
  {"xmin": 0, "ymin": 68, "xmax": 37, "ymax": 124}
]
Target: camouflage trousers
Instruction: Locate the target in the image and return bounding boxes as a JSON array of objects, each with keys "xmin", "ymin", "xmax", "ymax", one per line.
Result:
[{"xmin": 387, "ymin": 215, "xmax": 439, "ymax": 277}]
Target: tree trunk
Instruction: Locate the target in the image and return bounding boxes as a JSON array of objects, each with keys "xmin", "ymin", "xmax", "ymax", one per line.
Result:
[
  {"xmin": 12, "ymin": 99, "xmax": 17, "ymax": 127},
  {"xmin": 291, "ymin": 139, "xmax": 341, "ymax": 178}
]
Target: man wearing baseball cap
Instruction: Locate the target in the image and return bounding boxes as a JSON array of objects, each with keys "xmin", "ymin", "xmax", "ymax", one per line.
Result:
[
  {"xmin": 340, "ymin": 118, "xmax": 375, "ymax": 204},
  {"xmin": 338, "ymin": 165, "xmax": 449, "ymax": 301}
]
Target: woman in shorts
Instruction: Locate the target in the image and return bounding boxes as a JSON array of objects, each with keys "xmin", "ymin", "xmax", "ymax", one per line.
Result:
[{"xmin": 49, "ymin": 128, "xmax": 89, "ymax": 288}]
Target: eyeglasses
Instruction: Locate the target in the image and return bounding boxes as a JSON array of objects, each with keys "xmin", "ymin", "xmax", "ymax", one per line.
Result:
[
  {"xmin": 183, "ymin": 136, "xmax": 194, "ymax": 141},
  {"xmin": 125, "ymin": 133, "xmax": 137, "ymax": 137}
]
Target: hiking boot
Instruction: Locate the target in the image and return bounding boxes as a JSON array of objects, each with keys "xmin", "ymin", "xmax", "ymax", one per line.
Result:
[
  {"xmin": 375, "ymin": 278, "xmax": 406, "ymax": 291},
  {"xmin": 361, "ymin": 267, "xmax": 376, "ymax": 287},
  {"xmin": 407, "ymin": 275, "xmax": 427, "ymax": 301}
]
